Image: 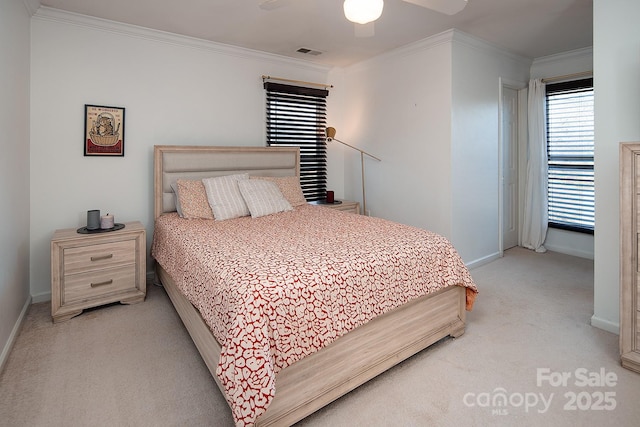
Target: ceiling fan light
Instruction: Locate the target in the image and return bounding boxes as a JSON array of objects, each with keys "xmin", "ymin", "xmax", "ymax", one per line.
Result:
[{"xmin": 343, "ymin": 0, "xmax": 384, "ymax": 25}]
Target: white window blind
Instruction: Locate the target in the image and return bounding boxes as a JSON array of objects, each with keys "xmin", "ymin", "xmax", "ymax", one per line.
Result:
[
  {"xmin": 264, "ymin": 82, "xmax": 328, "ymax": 201},
  {"xmin": 546, "ymin": 78, "xmax": 594, "ymax": 233}
]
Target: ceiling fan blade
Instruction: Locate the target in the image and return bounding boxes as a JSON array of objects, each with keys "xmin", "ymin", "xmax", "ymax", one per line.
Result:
[
  {"xmin": 259, "ymin": 0, "xmax": 292, "ymax": 11},
  {"xmin": 402, "ymin": 0, "xmax": 468, "ymax": 15},
  {"xmin": 355, "ymin": 22, "xmax": 375, "ymax": 38}
]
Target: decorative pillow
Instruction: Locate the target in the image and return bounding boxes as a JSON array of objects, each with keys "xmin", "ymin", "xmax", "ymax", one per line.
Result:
[
  {"xmin": 238, "ymin": 179, "xmax": 293, "ymax": 218},
  {"xmin": 170, "ymin": 182, "xmax": 184, "ymax": 217},
  {"xmin": 175, "ymin": 179, "xmax": 214, "ymax": 219},
  {"xmin": 251, "ymin": 175, "xmax": 307, "ymax": 207},
  {"xmin": 202, "ymin": 174, "xmax": 250, "ymax": 221}
]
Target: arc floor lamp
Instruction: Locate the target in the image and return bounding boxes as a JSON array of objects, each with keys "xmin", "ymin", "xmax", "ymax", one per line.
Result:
[{"xmin": 325, "ymin": 127, "xmax": 381, "ymax": 215}]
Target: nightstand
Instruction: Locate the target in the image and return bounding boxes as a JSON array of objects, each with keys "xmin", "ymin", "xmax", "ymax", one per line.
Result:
[
  {"xmin": 310, "ymin": 200, "xmax": 360, "ymax": 214},
  {"xmin": 51, "ymin": 221, "xmax": 146, "ymax": 323}
]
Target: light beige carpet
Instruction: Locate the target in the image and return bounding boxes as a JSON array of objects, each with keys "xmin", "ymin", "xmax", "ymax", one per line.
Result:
[{"xmin": 1, "ymin": 247, "xmax": 638, "ymax": 426}]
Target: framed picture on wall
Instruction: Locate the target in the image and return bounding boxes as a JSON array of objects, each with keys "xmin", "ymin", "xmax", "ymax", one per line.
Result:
[{"xmin": 84, "ymin": 104, "xmax": 125, "ymax": 156}]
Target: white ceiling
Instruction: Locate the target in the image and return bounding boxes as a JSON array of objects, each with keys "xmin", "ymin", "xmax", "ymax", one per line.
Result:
[{"xmin": 37, "ymin": 0, "xmax": 593, "ymax": 67}]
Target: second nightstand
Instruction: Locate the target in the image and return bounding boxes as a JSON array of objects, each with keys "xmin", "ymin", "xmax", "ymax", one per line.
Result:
[{"xmin": 310, "ymin": 200, "xmax": 360, "ymax": 214}]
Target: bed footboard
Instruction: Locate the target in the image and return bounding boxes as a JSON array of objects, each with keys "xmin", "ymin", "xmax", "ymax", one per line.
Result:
[{"xmin": 156, "ymin": 264, "xmax": 465, "ymax": 426}]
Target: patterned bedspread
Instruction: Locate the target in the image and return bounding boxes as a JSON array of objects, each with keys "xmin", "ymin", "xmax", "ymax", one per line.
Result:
[{"xmin": 151, "ymin": 205, "xmax": 477, "ymax": 426}]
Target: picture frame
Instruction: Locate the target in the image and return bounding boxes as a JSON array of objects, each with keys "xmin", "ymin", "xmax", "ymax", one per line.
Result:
[{"xmin": 84, "ymin": 104, "xmax": 125, "ymax": 156}]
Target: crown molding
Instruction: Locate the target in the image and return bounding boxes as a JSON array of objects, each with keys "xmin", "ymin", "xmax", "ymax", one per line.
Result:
[
  {"xmin": 32, "ymin": 6, "xmax": 332, "ymax": 74},
  {"xmin": 347, "ymin": 28, "xmax": 531, "ymax": 73},
  {"xmin": 532, "ymin": 46, "xmax": 593, "ymax": 67},
  {"xmin": 450, "ymin": 29, "xmax": 532, "ymax": 66},
  {"xmin": 345, "ymin": 29, "xmax": 455, "ymax": 73},
  {"xmin": 22, "ymin": 0, "xmax": 40, "ymax": 16}
]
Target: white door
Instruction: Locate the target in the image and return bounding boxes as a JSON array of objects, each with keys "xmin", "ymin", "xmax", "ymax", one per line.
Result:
[{"xmin": 502, "ymin": 86, "xmax": 519, "ymax": 250}]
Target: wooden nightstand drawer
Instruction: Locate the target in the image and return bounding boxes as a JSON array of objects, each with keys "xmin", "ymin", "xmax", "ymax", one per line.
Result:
[
  {"xmin": 329, "ymin": 200, "xmax": 360, "ymax": 214},
  {"xmin": 309, "ymin": 200, "xmax": 360, "ymax": 214},
  {"xmin": 51, "ymin": 221, "xmax": 146, "ymax": 323},
  {"xmin": 63, "ymin": 264, "xmax": 136, "ymax": 304},
  {"xmin": 64, "ymin": 240, "xmax": 136, "ymax": 274}
]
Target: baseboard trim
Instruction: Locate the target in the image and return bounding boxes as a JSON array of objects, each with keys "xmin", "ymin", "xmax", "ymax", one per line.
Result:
[
  {"xmin": 466, "ymin": 252, "xmax": 501, "ymax": 270},
  {"xmin": 590, "ymin": 315, "xmax": 619, "ymax": 335},
  {"xmin": 543, "ymin": 243, "xmax": 594, "ymax": 260},
  {"xmin": 31, "ymin": 291, "xmax": 51, "ymax": 304},
  {"xmin": 146, "ymin": 271, "xmax": 157, "ymax": 284},
  {"xmin": 0, "ymin": 295, "xmax": 31, "ymax": 374}
]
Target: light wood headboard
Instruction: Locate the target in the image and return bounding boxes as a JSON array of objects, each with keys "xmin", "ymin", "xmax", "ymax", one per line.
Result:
[{"xmin": 153, "ymin": 145, "xmax": 300, "ymax": 220}]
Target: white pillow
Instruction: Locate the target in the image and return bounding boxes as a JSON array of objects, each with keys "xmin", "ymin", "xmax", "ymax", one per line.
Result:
[
  {"xmin": 202, "ymin": 174, "xmax": 250, "ymax": 221},
  {"xmin": 238, "ymin": 179, "xmax": 293, "ymax": 218}
]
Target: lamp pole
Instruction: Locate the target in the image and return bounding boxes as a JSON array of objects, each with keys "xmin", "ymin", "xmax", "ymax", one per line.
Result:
[{"xmin": 325, "ymin": 127, "xmax": 381, "ymax": 215}]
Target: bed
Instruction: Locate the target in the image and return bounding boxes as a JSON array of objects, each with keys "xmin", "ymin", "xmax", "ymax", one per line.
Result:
[{"xmin": 151, "ymin": 145, "xmax": 477, "ymax": 426}]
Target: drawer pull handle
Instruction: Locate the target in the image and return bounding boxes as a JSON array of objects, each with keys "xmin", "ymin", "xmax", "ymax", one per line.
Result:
[
  {"xmin": 91, "ymin": 279, "xmax": 113, "ymax": 288},
  {"xmin": 91, "ymin": 254, "xmax": 113, "ymax": 262}
]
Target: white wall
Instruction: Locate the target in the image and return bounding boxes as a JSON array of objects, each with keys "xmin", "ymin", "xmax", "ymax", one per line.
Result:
[
  {"xmin": 0, "ymin": 0, "xmax": 32, "ymax": 370},
  {"xmin": 592, "ymin": 0, "xmax": 640, "ymax": 334},
  {"xmin": 451, "ymin": 32, "xmax": 531, "ymax": 266},
  {"xmin": 24, "ymin": 5, "xmax": 625, "ymax": 342},
  {"xmin": 530, "ymin": 47, "xmax": 594, "ymax": 260},
  {"xmin": 341, "ymin": 30, "xmax": 530, "ymax": 266},
  {"xmin": 29, "ymin": 8, "xmax": 335, "ymax": 300},
  {"xmin": 341, "ymin": 33, "xmax": 454, "ymax": 237}
]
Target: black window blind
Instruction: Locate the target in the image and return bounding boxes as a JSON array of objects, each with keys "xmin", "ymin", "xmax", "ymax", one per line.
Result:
[
  {"xmin": 546, "ymin": 78, "xmax": 594, "ymax": 233},
  {"xmin": 264, "ymin": 82, "xmax": 328, "ymax": 201}
]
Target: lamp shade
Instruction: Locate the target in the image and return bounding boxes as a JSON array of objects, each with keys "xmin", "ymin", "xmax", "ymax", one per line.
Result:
[
  {"xmin": 343, "ymin": 0, "xmax": 384, "ymax": 25},
  {"xmin": 326, "ymin": 127, "xmax": 337, "ymax": 140}
]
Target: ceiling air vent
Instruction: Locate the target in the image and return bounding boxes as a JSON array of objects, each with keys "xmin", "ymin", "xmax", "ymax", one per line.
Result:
[{"xmin": 296, "ymin": 47, "xmax": 323, "ymax": 56}]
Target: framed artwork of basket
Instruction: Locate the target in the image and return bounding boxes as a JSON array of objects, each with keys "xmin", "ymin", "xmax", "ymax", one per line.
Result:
[{"xmin": 84, "ymin": 104, "xmax": 125, "ymax": 156}]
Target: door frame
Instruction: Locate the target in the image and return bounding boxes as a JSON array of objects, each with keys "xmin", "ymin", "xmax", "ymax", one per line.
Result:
[{"xmin": 498, "ymin": 77, "xmax": 527, "ymax": 256}]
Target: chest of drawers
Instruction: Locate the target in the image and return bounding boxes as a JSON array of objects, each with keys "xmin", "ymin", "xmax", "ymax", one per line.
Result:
[
  {"xmin": 51, "ymin": 221, "xmax": 146, "ymax": 322},
  {"xmin": 620, "ymin": 143, "xmax": 640, "ymax": 373}
]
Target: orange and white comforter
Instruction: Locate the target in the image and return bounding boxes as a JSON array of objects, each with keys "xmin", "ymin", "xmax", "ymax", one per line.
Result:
[{"xmin": 151, "ymin": 204, "xmax": 477, "ymax": 426}]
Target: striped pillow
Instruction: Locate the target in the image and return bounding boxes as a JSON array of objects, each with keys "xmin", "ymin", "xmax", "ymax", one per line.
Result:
[
  {"xmin": 238, "ymin": 179, "xmax": 293, "ymax": 218},
  {"xmin": 202, "ymin": 174, "xmax": 250, "ymax": 221}
]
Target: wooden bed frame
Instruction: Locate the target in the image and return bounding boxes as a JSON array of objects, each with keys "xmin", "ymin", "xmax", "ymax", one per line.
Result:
[{"xmin": 153, "ymin": 145, "xmax": 467, "ymax": 426}]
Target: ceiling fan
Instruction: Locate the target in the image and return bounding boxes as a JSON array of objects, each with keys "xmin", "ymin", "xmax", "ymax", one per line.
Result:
[{"xmin": 259, "ymin": 0, "xmax": 468, "ymax": 37}]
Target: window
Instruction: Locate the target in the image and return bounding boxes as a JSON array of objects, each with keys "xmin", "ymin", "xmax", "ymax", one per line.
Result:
[
  {"xmin": 546, "ymin": 78, "xmax": 594, "ymax": 234},
  {"xmin": 264, "ymin": 82, "xmax": 328, "ymax": 201}
]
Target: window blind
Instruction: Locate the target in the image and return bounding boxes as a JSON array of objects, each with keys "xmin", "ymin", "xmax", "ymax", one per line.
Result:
[
  {"xmin": 546, "ymin": 78, "xmax": 594, "ymax": 233},
  {"xmin": 264, "ymin": 82, "xmax": 328, "ymax": 201}
]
